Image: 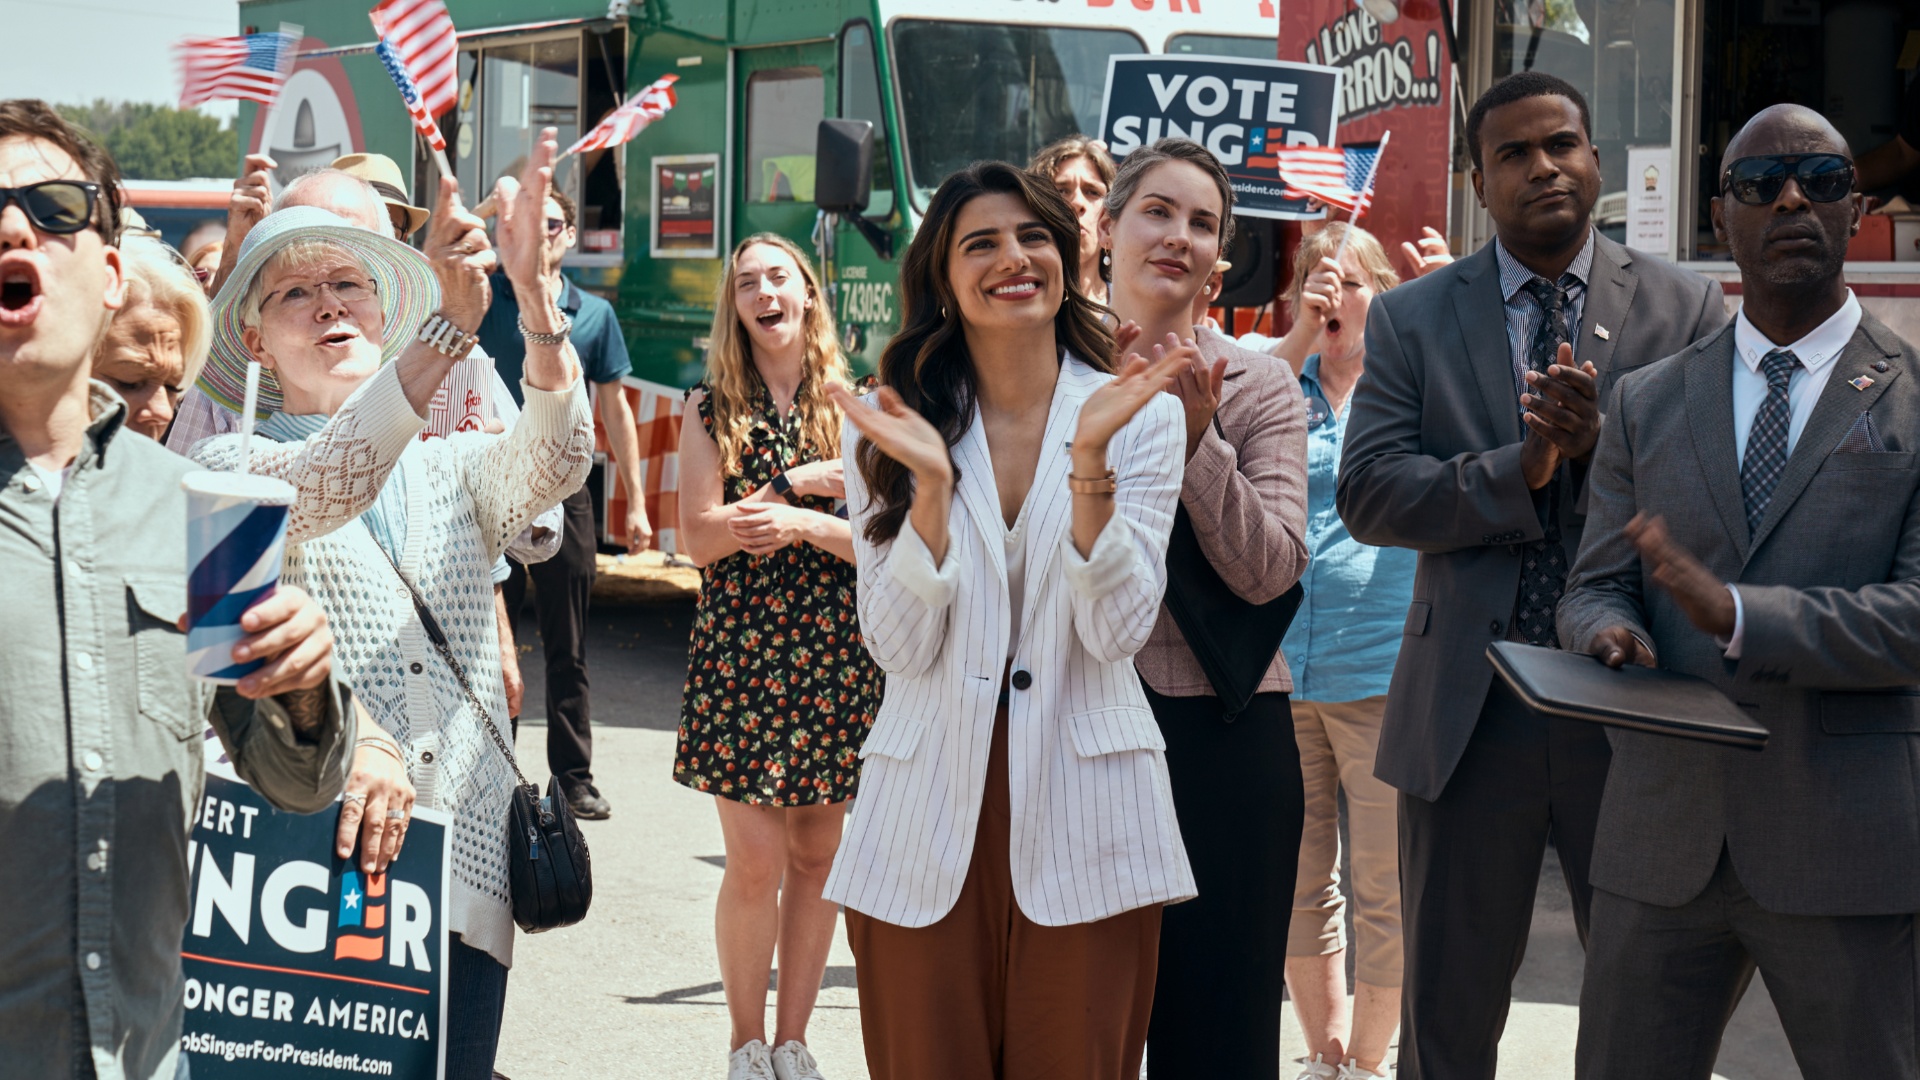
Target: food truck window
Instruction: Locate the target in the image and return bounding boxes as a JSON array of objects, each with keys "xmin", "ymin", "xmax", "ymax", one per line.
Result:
[
  {"xmin": 447, "ymin": 31, "xmax": 624, "ymax": 254},
  {"xmin": 840, "ymin": 22, "xmax": 894, "ymax": 218},
  {"xmin": 575, "ymin": 26, "xmax": 628, "ymax": 249},
  {"xmin": 889, "ymin": 21, "xmax": 1145, "ymax": 206},
  {"xmin": 1487, "ymin": 0, "xmax": 1679, "ymax": 255},
  {"xmin": 471, "ymin": 37, "xmax": 584, "ymax": 212},
  {"xmin": 745, "ymin": 68, "xmax": 826, "ymax": 203},
  {"xmin": 1165, "ymin": 33, "xmax": 1283, "ymax": 60}
]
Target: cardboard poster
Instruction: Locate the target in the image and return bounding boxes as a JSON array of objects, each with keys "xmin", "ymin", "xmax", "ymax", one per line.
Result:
[
  {"xmin": 1281, "ymin": 0, "xmax": 1456, "ymax": 260},
  {"xmin": 1099, "ymin": 55, "xmax": 1344, "ymax": 220},
  {"xmin": 181, "ymin": 772, "xmax": 450, "ymax": 1079},
  {"xmin": 651, "ymin": 153, "xmax": 720, "ymax": 258}
]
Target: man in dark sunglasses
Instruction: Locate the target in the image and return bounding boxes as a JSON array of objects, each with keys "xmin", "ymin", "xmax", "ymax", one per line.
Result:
[
  {"xmin": 0, "ymin": 99, "xmax": 354, "ymax": 1080},
  {"xmin": 1563, "ymin": 103, "xmax": 1920, "ymax": 1077}
]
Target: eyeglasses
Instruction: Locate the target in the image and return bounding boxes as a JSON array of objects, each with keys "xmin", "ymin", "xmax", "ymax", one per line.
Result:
[
  {"xmin": 546, "ymin": 218, "xmax": 568, "ymax": 237},
  {"xmin": 1720, "ymin": 154, "xmax": 1855, "ymax": 206},
  {"xmin": 0, "ymin": 180, "xmax": 100, "ymax": 235},
  {"xmin": 260, "ymin": 275, "xmax": 380, "ymax": 316}
]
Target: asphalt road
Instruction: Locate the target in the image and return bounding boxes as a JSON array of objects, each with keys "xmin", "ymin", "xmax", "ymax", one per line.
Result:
[{"xmin": 495, "ymin": 594, "xmax": 1799, "ymax": 1080}]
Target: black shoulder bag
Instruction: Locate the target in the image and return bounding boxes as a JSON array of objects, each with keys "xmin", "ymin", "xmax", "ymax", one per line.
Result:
[
  {"xmin": 1162, "ymin": 503, "xmax": 1306, "ymax": 720},
  {"xmin": 370, "ymin": 537, "xmax": 593, "ymax": 933}
]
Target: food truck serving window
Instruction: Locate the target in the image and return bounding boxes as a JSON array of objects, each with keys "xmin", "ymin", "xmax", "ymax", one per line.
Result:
[
  {"xmin": 445, "ymin": 27, "xmax": 627, "ymax": 255},
  {"xmin": 889, "ymin": 21, "xmax": 1145, "ymax": 205}
]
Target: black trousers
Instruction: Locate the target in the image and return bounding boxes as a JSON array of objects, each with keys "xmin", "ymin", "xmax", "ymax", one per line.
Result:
[
  {"xmin": 502, "ymin": 485, "xmax": 596, "ymax": 790},
  {"xmin": 1578, "ymin": 851, "xmax": 1917, "ymax": 1080},
  {"xmin": 1143, "ymin": 686, "xmax": 1303, "ymax": 1080},
  {"xmin": 1397, "ymin": 679, "xmax": 1611, "ymax": 1080}
]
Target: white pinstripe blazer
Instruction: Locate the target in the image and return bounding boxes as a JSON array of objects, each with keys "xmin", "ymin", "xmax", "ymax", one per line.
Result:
[{"xmin": 824, "ymin": 355, "xmax": 1199, "ymax": 928}]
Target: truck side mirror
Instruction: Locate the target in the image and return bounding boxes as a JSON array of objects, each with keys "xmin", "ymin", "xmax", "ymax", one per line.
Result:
[
  {"xmin": 814, "ymin": 118, "xmax": 892, "ymax": 259},
  {"xmin": 815, "ymin": 119, "xmax": 874, "ymax": 214}
]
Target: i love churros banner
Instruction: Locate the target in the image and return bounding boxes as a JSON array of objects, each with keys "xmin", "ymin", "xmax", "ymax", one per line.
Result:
[{"xmin": 1282, "ymin": 0, "xmax": 1457, "ymax": 256}]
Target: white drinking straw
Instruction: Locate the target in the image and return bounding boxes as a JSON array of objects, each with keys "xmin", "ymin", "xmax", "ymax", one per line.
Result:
[
  {"xmin": 238, "ymin": 359, "xmax": 262, "ymax": 475},
  {"xmin": 1335, "ymin": 129, "xmax": 1392, "ymax": 263}
]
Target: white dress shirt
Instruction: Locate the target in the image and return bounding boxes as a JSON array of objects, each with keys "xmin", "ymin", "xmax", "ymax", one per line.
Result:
[{"xmin": 1722, "ymin": 291, "xmax": 1864, "ymax": 655}]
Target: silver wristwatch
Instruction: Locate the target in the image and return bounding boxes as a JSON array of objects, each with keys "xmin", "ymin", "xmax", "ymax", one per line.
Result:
[
  {"xmin": 517, "ymin": 308, "xmax": 573, "ymax": 346},
  {"xmin": 417, "ymin": 313, "xmax": 480, "ymax": 359}
]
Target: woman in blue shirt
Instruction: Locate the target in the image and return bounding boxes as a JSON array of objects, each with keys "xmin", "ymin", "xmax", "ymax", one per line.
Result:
[{"xmin": 1270, "ymin": 222, "xmax": 1445, "ymax": 1080}]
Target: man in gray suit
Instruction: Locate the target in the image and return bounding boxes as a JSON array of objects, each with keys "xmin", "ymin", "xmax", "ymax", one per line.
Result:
[
  {"xmin": 1560, "ymin": 104, "xmax": 1920, "ymax": 1078},
  {"xmin": 1338, "ymin": 72, "xmax": 1726, "ymax": 1078}
]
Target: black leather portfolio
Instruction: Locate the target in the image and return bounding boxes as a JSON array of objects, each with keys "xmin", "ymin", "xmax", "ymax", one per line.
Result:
[{"xmin": 1486, "ymin": 641, "xmax": 1768, "ymax": 749}]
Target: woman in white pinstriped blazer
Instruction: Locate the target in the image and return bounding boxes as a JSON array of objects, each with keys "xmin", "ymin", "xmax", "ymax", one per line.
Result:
[{"xmin": 822, "ymin": 161, "xmax": 1196, "ymax": 1080}]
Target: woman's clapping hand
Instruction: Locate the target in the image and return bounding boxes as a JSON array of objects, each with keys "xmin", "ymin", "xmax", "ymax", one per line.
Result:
[
  {"xmin": 1074, "ymin": 334, "xmax": 1190, "ymax": 459},
  {"xmin": 828, "ymin": 384, "xmax": 953, "ymax": 487}
]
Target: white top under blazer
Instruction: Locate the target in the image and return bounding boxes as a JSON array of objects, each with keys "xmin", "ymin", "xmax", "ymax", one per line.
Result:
[{"xmin": 823, "ymin": 354, "xmax": 1199, "ymax": 928}]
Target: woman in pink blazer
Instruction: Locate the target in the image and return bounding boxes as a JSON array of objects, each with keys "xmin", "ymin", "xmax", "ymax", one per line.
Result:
[{"xmin": 1097, "ymin": 138, "xmax": 1312, "ymax": 1079}]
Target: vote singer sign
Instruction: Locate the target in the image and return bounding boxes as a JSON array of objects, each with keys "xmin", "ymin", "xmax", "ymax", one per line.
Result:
[
  {"xmin": 182, "ymin": 773, "xmax": 450, "ymax": 1078},
  {"xmin": 1098, "ymin": 55, "xmax": 1344, "ymax": 220}
]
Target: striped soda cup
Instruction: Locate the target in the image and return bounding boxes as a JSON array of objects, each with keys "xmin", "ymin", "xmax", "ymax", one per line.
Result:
[{"xmin": 182, "ymin": 471, "xmax": 297, "ymax": 683}]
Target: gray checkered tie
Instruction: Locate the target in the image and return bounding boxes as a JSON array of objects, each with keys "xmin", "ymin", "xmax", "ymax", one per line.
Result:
[
  {"xmin": 1514, "ymin": 278, "xmax": 1572, "ymax": 648},
  {"xmin": 1740, "ymin": 349, "xmax": 1801, "ymax": 535}
]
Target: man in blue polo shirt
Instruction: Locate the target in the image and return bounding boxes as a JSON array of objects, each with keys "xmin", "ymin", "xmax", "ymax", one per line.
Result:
[{"xmin": 479, "ymin": 190, "xmax": 649, "ymax": 820}]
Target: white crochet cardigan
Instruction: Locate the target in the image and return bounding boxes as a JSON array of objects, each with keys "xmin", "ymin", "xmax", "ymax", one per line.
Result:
[{"xmin": 192, "ymin": 363, "xmax": 594, "ymax": 966}]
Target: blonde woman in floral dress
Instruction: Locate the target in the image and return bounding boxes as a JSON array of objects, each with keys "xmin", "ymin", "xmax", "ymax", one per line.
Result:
[{"xmin": 675, "ymin": 232, "xmax": 880, "ymax": 1080}]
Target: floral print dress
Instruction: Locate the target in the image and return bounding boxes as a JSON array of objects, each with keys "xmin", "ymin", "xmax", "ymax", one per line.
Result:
[{"xmin": 674, "ymin": 380, "xmax": 881, "ymax": 806}]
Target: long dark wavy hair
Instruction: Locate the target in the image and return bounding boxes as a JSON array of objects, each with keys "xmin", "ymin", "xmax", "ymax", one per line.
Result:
[{"xmin": 855, "ymin": 160, "xmax": 1116, "ymax": 544}]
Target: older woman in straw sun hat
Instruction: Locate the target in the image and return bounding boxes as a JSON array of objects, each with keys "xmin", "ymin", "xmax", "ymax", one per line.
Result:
[{"xmin": 187, "ymin": 131, "xmax": 593, "ymax": 1080}]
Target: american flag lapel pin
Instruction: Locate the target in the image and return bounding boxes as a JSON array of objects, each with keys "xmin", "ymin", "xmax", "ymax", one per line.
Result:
[
  {"xmin": 1594, "ymin": 325, "xmax": 1610, "ymax": 341},
  {"xmin": 1850, "ymin": 375, "xmax": 1875, "ymax": 391}
]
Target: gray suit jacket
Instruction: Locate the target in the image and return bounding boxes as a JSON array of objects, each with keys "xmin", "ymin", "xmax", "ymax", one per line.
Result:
[
  {"xmin": 1558, "ymin": 313, "xmax": 1920, "ymax": 916},
  {"xmin": 1338, "ymin": 234, "xmax": 1726, "ymax": 800}
]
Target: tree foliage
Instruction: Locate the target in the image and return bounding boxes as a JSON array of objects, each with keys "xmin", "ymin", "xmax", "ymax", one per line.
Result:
[{"xmin": 56, "ymin": 101, "xmax": 237, "ymax": 181}]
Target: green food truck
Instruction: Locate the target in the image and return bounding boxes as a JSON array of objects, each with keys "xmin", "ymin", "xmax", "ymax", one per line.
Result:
[{"xmin": 235, "ymin": 0, "xmax": 1280, "ymax": 546}]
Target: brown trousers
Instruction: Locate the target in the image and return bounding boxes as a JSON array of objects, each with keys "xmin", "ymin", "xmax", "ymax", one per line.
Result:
[{"xmin": 844, "ymin": 700, "xmax": 1163, "ymax": 1080}]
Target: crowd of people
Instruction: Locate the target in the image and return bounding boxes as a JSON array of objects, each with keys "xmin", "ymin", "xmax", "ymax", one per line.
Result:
[{"xmin": 2, "ymin": 60, "xmax": 1915, "ymax": 1080}]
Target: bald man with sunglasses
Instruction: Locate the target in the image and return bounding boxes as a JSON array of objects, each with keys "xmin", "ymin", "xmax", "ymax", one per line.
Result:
[{"xmin": 1561, "ymin": 103, "xmax": 1920, "ymax": 1078}]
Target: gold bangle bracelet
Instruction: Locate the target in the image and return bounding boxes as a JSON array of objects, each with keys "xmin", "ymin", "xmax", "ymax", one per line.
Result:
[{"xmin": 1067, "ymin": 469, "xmax": 1117, "ymax": 495}]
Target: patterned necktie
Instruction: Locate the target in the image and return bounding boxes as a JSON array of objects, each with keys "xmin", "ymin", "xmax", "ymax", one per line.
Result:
[
  {"xmin": 1513, "ymin": 278, "xmax": 1572, "ymax": 647},
  {"xmin": 1740, "ymin": 349, "xmax": 1802, "ymax": 535}
]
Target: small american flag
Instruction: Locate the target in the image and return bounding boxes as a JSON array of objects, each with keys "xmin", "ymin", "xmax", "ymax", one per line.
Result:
[
  {"xmin": 375, "ymin": 39, "xmax": 445, "ymax": 152},
  {"xmin": 1277, "ymin": 138, "xmax": 1390, "ymax": 216},
  {"xmin": 369, "ymin": 0, "xmax": 458, "ymax": 118},
  {"xmin": 564, "ymin": 74, "xmax": 680, "ymax": 157},
  {"xmin": 176, "ymin": 29, "xmax": 298, "ymax": 109}
]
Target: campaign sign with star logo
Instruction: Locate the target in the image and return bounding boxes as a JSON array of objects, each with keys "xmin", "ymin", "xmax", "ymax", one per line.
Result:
[
  {"xmin": 181, "ymin": 772, "xmax": 450, "ymax": 1078},
  {"xmin": 1097, "ymin": 54, "xmax": 1343, "ymax": 219}
]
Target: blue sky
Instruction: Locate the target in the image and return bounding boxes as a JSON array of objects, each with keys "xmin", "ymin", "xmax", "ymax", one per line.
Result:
[{"xmin": 0, "ymin": 0, "xmax": 243, "ymax": 120}]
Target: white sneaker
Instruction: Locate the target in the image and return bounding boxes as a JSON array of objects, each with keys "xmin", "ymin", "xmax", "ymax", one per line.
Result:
[
  {"xmin": 1294, "ymin": 1054, "xmax": 1340, "ymax": 1080},
  {"xmin": 770, "ymin": 1041, "xmax": 825, "ymax": 1080},
  {"xmin": 728, "ymin": 1039, "xmax": 777, "ymax": 1080},
  {"xmin": 1337, "ymin": 1060, "xmax": 1390, "ymax": 1079}
]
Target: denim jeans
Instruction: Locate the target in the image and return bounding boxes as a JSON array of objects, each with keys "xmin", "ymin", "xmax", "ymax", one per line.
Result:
[{"xmin": 446, "ymin": 933, "xmax": 511, "ymax": 1080}]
